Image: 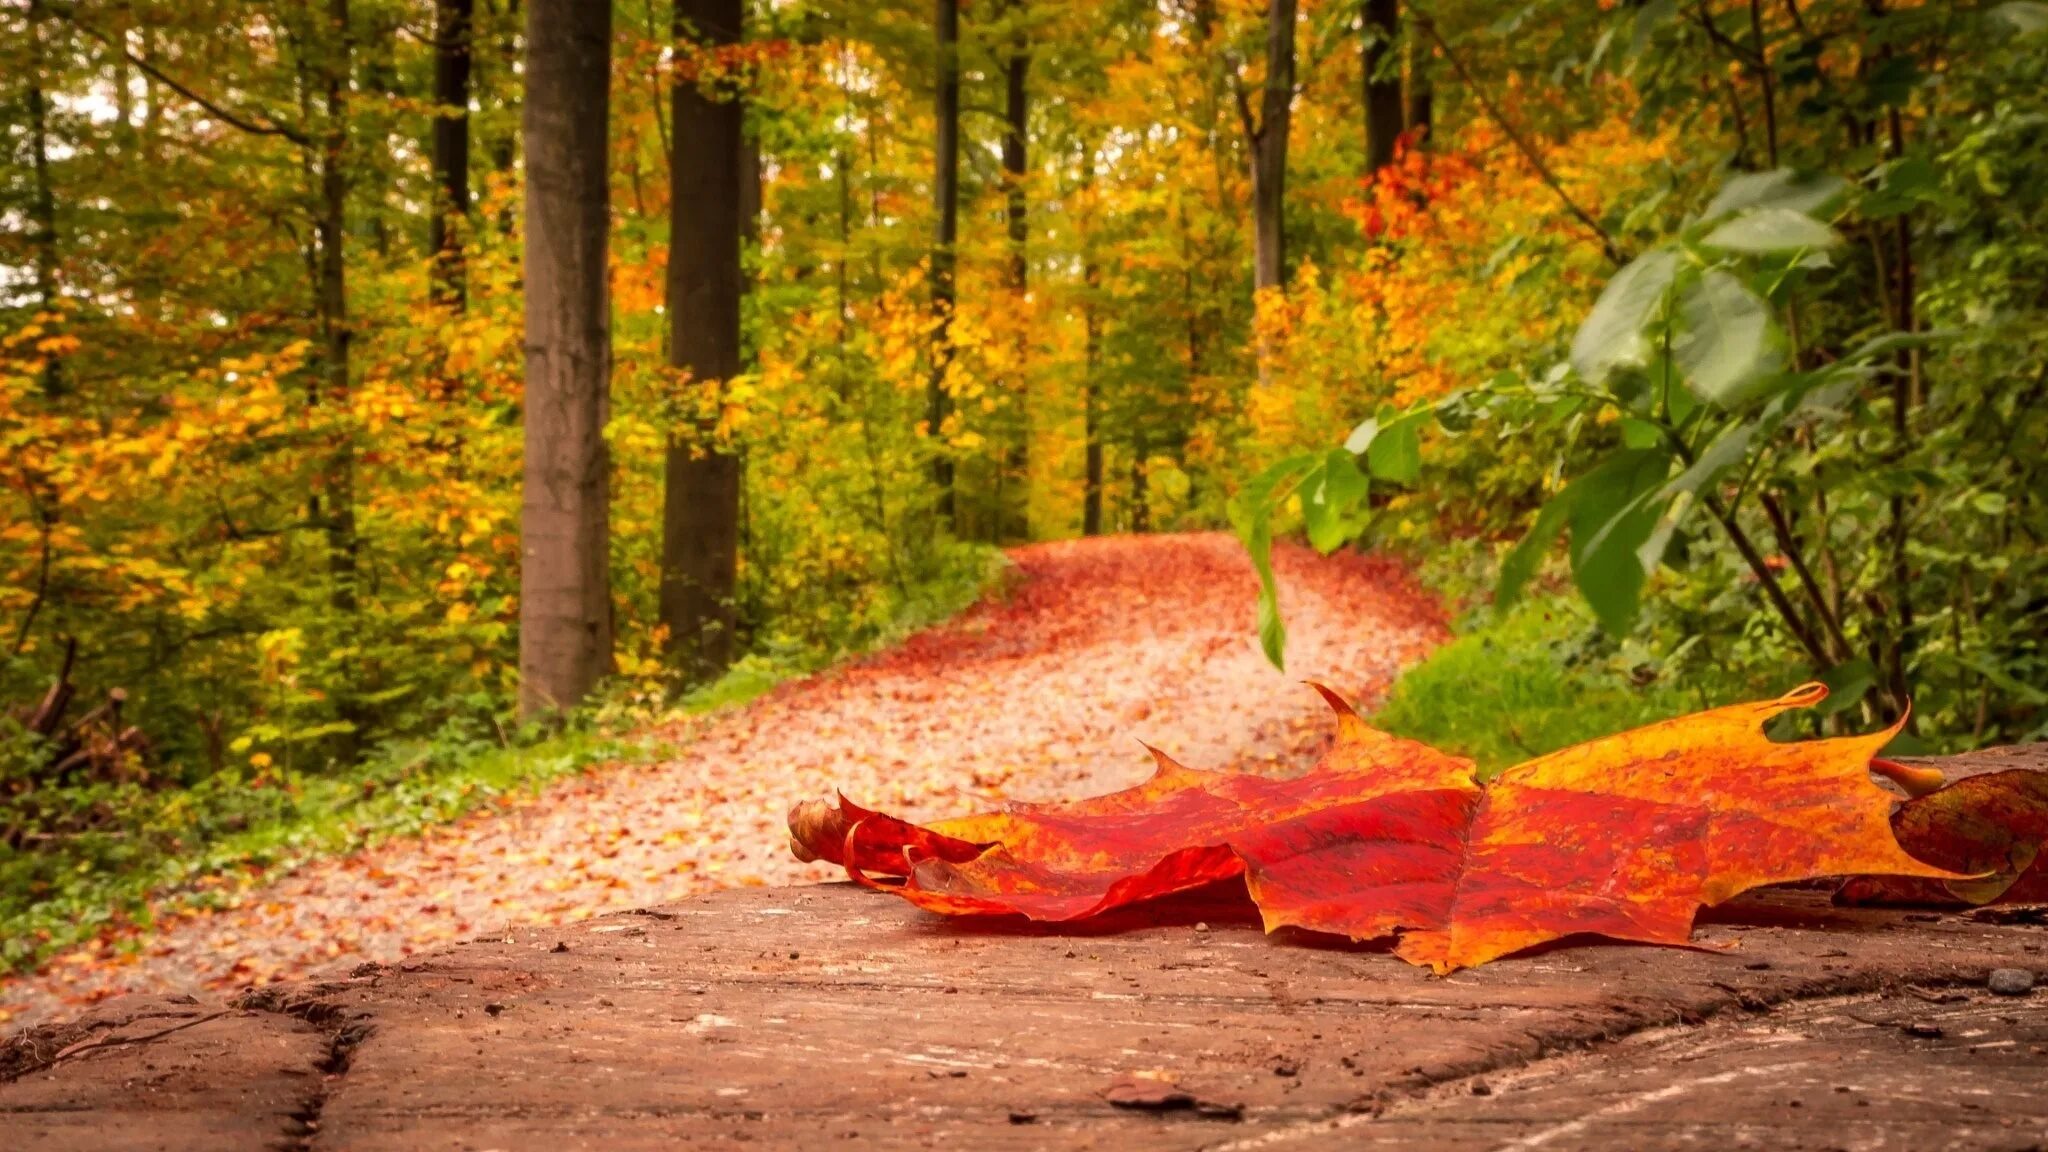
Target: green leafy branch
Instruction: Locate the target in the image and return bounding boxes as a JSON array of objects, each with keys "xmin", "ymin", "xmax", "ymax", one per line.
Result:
[{"xmin": 1238, "ymin": 168, "xmax": 1953, "ymax": 721}]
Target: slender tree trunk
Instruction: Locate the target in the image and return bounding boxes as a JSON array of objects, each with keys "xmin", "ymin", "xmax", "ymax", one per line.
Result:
[
  {"xmin": 660, "ymin": 0, "xmax": 744, "ymax": 681},
  {"xmin": 429, "ymin": 0, "xmax": 473, "ymax": 308},
  {"xmin": 1362, "ymin": 0, "xmax": 1402, "ymax": 174},
  {"xmin": 1002, "ymin": 4, "xmax": 1029, "ymax": 541},
  {"xmin": 26, "ymin": 0, "xmax": 62, "ymax": 397},
  {"xmin": 1248, "ymin": 0, "xmax": 1296, "ymax": 291},
  {"xmin": 519, "ymin": 0, "xmax": 613, "ymax": 719},
  {"xmin": 927, "ymin": 0, "xmax": 960, "ymax": 520},
  {"xmin": 1082, "ymin": 295, "xmax": 1102, "ymax": 537},
  {"xmin": 315, "ymin": 0, "xmax": 358, "ymax": 616},
  {"xmin": 1404, "ymin": 9, "xmax": 1433, "ymax": 142},
  {"xmin": 1081, "ymin": 143, "xmax": 1102, "ymax": 537},
  {"xmin": 1130, "ymin": 436, "xmax": 1149, "ymax": 533}
]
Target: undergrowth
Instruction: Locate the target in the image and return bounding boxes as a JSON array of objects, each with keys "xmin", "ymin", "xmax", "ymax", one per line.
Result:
[
  {"xmin": 0, "ymin": 543, "xmax": 1007, "ymax": 977},
  {"xmin": 1370, "ymin": 541, "xmax": 1776, "ymax": 779}
]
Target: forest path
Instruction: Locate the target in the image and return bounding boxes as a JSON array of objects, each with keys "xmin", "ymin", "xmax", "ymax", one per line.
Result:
[{"xmin": 0, "ymin": 532, "xmax": 1444, "ymax": 1032}]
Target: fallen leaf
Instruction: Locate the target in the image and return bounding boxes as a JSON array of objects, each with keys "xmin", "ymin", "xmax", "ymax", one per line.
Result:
[
  {"xmin": 1835, "ymin": 767, "xmax": 2048, "ymax": 908},
  {"xmin": 797, "ymin": 683, "xmax": 1962, "ymax": 972}
]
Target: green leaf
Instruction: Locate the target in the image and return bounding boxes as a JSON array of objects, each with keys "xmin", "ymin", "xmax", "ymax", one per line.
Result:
[
  {"xmin": 1815, "ymin": 658, "xmax": 1877, "ymax": 716},
  {"xmin": 1702, "ymin": 169, "xmax": 1849, "ymax": 221},
  {"xmin": 1620, "ymin": 418, "xmax": 1663, "ymax": 449},
  {"xmin": 1229, "ymin": 455, "xmax": 1320, "ymax": 671},
  {"xmin": 1674, "ymin": 269, "xmax": 1784, "ymax": 406},
  {"xmin": 1700, "ymin": 208, "xmax": 1842, "ymax": 254},
  {"xmin": 1368, "ymin": 411, "xmax": 1424, "ymax": 483},
  {"xmin": 1250, "ymin": 519, "xmax": 1288, "ymax": 670},
  {"xmin": 1992, "ymin": 1, "xmax": 2048, "ymax": 33},
  {"xmin": 1571, "ymin": 249, "xmax": 1681, "ymax": 385},
  {"xmin": 1345, "ymin": 406, "xmax": 1428, "ymax": 483},
  {"xmin": 1660, "ymin": 421, "xmax": 1755, "ymax": 500},
  {"xmin": 1566, "ymin": 450, "xmax": 1673, "ymax": 635},
  {"xmin": 1342, "ymin": 414, "xmax": 1382, "ymax": 455},
  {"xmin": 1302, "ymin": 451, "xmax": 1370, "ymax": 554},
  {"xmin": 1497, "ymin": 489, "xmax": 1574, "ymax": 612},
  {"xmin": 1843, "ymin": 328, "xmax": 1954, "ymax": 364},
  {"xmin": 1862, "ymin": 156, "xmax": 1941, "ymax": 219},
  {"xmin": 1959, "ymin": 656, "xmax": 2048, "ymax": 706}
]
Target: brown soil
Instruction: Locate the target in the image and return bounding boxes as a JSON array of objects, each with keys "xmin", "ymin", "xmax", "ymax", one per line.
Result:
[{"xmin": 5, "ymin": 866, "xmax": 2043, "ymax": 1150}]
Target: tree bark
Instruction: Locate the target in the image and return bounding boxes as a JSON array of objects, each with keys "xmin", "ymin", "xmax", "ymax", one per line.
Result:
[
  {"xmin": 1001, "ymin": 3, "xmax": 1029, "ymax": 540},
  {"xmin": 1362, "ymin": 0, "xmax": 1402, "ymax": 174},
  {"xmin": 26, "ymin": 0, "xmax": 63, "ymax": 397},
  {"xmin": 1246, "ymin": 0, "xmax": 1296, "ymax": 291},
  {"xmin": 519, "ymin": 0, "xmax": 613, "ymax": 719},
  {"xmin": 315, "ymin": 0, "xmax": 358, "ymax": 617},
  {"xmin": 1404, "ymin": 8, "xmax": 1433, "ymax": 143},
  {"xmin": 429, "ymin": 0, "xmax": 473, "ymax": 308},
  {"xmin": 660, "ymin": 0, "xmax": 744, "ymax": 682},
  {"xmin": 1081, "ymin": 143, "xmax": 1102, "ymax": 537},
  {"xmin": 1129, "ymin": 437, "xmax": 1149, "ymax": 533},
  {"xmin": 927, "ymin": 0, "xmax": 960, "ymax": 520}
]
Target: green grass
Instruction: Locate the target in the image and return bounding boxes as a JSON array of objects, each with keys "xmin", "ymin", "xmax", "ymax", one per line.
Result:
[
  {"xmin": 1370, "ymin": 595, "xmax": 1741, "ymax": 779},
  {"xmin": 0, "ymin": 716, "xmax": 650, "ymax": 978},
  {"xmin": 1, "ymin": 544, "xmax": 1010, "ymax": 978}
]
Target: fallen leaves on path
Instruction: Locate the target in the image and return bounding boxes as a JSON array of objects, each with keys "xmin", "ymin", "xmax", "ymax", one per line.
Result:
[
  {"xmin": 0, "ymin": 533, "xmax": 1443, "ymax": 1031},
  {"xmin": 797, "ymin": 683, "xmax": 1971, "ymax": 972}
]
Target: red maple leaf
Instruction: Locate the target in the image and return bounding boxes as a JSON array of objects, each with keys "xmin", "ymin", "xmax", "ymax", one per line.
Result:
[{"xmin": 792, "ymin": 685, "xmax": 1963, "ymax": 972}]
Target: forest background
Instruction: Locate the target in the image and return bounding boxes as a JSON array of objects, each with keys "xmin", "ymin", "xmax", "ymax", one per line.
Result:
[{"xmin": 2, "ymin": 0, "xmax": 2043, "ymax": 975}]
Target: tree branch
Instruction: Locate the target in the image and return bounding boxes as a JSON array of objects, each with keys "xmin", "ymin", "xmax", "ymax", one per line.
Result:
[
  {"xmin": 51, "ymin": 5, "xmax": 310, "ymax": 145},
  {"xmin": 1424, "ymin": 22, "xmax": 1623, "ymax": 265}
]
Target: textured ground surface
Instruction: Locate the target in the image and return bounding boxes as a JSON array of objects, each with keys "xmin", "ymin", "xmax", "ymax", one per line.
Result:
[
  {"xmin": 0, "ymin": 532, "xmax": 1445, "ymax": 1031},
  {"xmin": 3, "ymin": 876, "xmax": 2042, "ymax": 1151}
]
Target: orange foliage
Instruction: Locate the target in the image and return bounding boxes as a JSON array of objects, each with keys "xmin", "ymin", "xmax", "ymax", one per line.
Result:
[{"xmin": 794, "ymin": 683, "xmax": 1974, "ymax": 973}]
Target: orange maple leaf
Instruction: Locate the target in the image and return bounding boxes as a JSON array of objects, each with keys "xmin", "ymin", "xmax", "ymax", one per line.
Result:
[{"xmin": 793, "ymin": 684, "xmax": 1965, "ymax": 972}]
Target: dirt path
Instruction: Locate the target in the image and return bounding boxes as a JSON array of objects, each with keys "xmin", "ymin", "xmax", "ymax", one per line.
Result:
[
  {"xmin": 8, "ymin": 881, "xmax": 2043, "ymax": 1150},
  {"xmin": 0, "ymin": 532, "xmax": 1444, "ymax": 1032}
]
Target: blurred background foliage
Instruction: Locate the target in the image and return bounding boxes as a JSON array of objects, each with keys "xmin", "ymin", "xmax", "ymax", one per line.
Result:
[{"xmin": 1, "ymin": 0, "xmax": 2043, "ymax": 968}]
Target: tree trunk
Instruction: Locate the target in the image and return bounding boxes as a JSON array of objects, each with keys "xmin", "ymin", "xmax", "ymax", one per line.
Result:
[
  {"xmin": 1362, "ymin": 0, "xmax": 1402, "ymax": 175},
  {"xmin": 315, "ymin": 0, "xmax": 358, "ymax": 617},
  {"xmin": 1129, "ymin": 437, "xmax": 1149, "ymax": 533},
  {"xmin": 1405, "ymin": 9, "xmax": 1433, "ymax": 143},
  {"xmin": 1249, "ymin": 0, "xmax": 1296, "ymax": 291},
  {"xmin": 26, "ymin": 0, "xmax": 62, "ymax": 397},
  {"xmin": 429, "ymin": 0, "xmax": 473, "ymax": 308},
  {"xmin": 1081, "ymin": 142, "xmax": 1102, "ymax": 538},
  {"xmin": 519, "ymin": 0, "xmax": 613, "ymax": 719},
  {"xmin": 927, "ymin": 0, "xmax": 960, "ymax": 520},
  {"xmin": 1002, "ymin": 5, "xmax": 1029, "ymax": 540},
  {"xmin": 660, "ymin": 0, "xmax": 744, "ymax": 682}
]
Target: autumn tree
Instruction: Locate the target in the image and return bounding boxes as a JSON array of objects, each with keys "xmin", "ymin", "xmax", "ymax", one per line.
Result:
[
  {"xmin": 660, "ymin": 0, "xmax": 745, "ymax": 681},
  {"xmin": 519, "ymin": 0, "xmax": 614, "ymax": 718}
]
